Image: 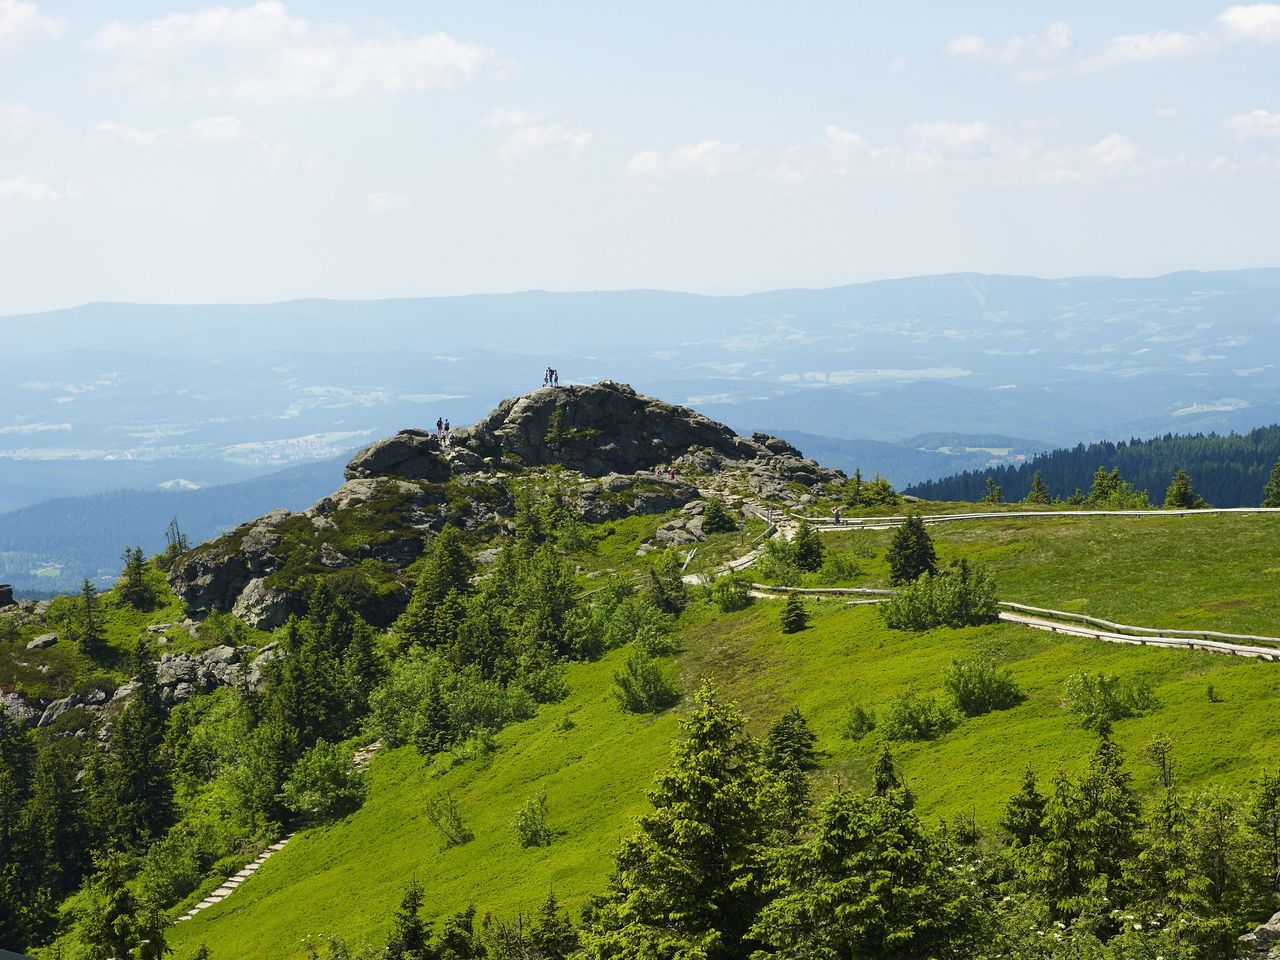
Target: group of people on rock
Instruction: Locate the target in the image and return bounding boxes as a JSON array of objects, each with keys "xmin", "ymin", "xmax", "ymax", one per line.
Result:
[
  {"xmin": 435, "ymin": 416, "xmax": 452, "ymax": 445},
  {"xmin": 542, "ymin": 367, "xmax": 561, "ymax": 387}
]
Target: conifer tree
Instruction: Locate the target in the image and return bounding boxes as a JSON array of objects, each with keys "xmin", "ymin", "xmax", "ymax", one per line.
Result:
[
  {"xmin": 101, "ymin": 640, "xmax": 173, "ymax": 848},
  {"xmin": 790, "ymin": 521, "xmax": 824, "ymax": 572},
  {"xmin": 385, "ymin": 879, "xmax": 432, "ymax": 960},
  {"xmin": 79, "ymin": 851, "xmax": 170, "ymax": 960},
  {"xmin": 749, "ymin": 788, "xmax": 976, "ymax": 959},
  {"xmin": 1264, "ymin": 457, "xmax": 1280, "ymax": 507},
  {"xmin": 1164, "ymin": 467, "xmax": 1208, "ymax": 509},
  {"xmin": 886, "ymin": 514, "xmax": 937, "ymax": 585},
  {"xmin": 701, "ymin": 498, "xmax": 737, "ymax": 535},
  {"xmin": 578, "ymin": 682, "xmax": 773, "ymax": 959},
  {"xmin": 1023, "ymin": 470, "xmax": 1051, "ymax": 505},
  {"xmin": 77, "ymin": 577, "xmax": 104, "ymax": 655},
  {"xmin": 779, "ymin": 594, "xmax": 807, "ymax": 634},
  {"xmin": 762, "ymin": 708, "xmax": 817, "ymax": 832},
  {"xmin": 980, "ymin": 476, "xmax": 1004, "ymax": 504},
  {"xmin": 1249, "ymin": 771, "xmax": 1280, "ymax": 894},
  {"xmin": 23, "ymin": 738, "xmax": 88, "ymax": 904},
  {"xmin": 1001, "ymin": 768, "xmax": 1047, "ymax": 849},
  {"xmin": 118, "ymin": 546, "xmax": 150, "ymax": 609},
  {"xmin": 529, "ymin": 888, "xmax": 579, "ymax": 959},
  {"xmin": 394, "ymin": 527, "xmax": 474, "ymax": 647},
  {"xmin": 849, "ymin": 467, "xmax": 864, "ymax": 506}
]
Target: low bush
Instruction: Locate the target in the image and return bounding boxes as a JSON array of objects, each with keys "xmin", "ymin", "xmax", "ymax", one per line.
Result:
[
  {"xmin": 613, "ymin": 648, "xmax": 680, "ymax": 714},
  {"xmin": 943, "ymin": 658, "xmax": 1024, "ymax": 717},
  {"xmin": 1065, "ymin": 672, "xmax": 1160, "ymax": 730},
  {"xmin": 512, "ymin": 791, "xmax": 553, "ymax": 848},
  {"xmin": 842, "ymin": 705, "xmax": 877, "ymax": 741},
  {"xmin": 881, "ymin": 692, "xmax": 958, "ymax": 742},
  {"xmin": 710, "ymin": 574, "xmax": 753, "ymax": 613},
  {"xmin": 281, "ymin": 739, "xmax": 366, "ymax": 820},
  {"xmin": 879, "ymin": 563, "xmax": 998, "ymax": 631}
]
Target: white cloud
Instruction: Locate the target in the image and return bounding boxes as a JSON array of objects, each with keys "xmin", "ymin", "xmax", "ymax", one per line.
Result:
[
  {"xmin": 94, "ymin": 114, "xmax": 250, "ymax": 147},
  {"xmin": 258, "ymin": 140, "xmax": 292, "ymax": 175},
  {"xmin": 944, "ymin": 22, "xmax": 1072, "ymax": 64},
  {"xmin": 0, "ymin": 0, "xmax": 62, "ymax": 51},
  {"xmin": 0, "ymin": 101, "xmax": 36, "ymax": 138},
  {"xmin": 1224, "ymin": 108, "xmax": 1280, "ymax": 140},
  {"xmin": 364, "ymin": 191, "xmax": 409, "ymax": 213},
  {"xmin": 1154, "ymin": 105, "xmax": 1180, "ymax": 119},
  {"xmin": 1087, "ymin": 132, "xmax": 1141, "ymax": 167},
  {"xmin": 1083, "ymin": 30, "xmax": 1205, "ymax": 71},
  {"xmin": 0, "ymin": 173, "xmax": 74, "ymax": 203},
  {"xmin": 627, "ymin": 140, "xmax": 747, "ymax": 178},
  {"xmin": 500, "ymin": 124, "xmax": 591, "ymax": 166},
  {"xmin": 88, "ymin": 2, "xmax": 508, "ymax": 103},
  {"xmin": 909, "ymin": 120, "xmax": 991, "ymax": 148},
  {"xmin": 766, "ymin": 125, "xmax": 865, "ymax": 184},
  {"xmin": 1218, "ymin": 3, "xmax": 1280, "ymax": 42},
  {"xmin": 0, "ymin": 421, "xmax": 70, "ymax": 435}
]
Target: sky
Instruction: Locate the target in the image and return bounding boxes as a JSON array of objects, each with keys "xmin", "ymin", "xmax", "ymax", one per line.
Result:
[{"xmin": 0, "ymin": 0, "xmax": 1278, "ymax": 314}]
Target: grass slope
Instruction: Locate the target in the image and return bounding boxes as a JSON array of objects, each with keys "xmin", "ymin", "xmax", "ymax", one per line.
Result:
[{"xmin": 171, "ymin": 510, "xmax": 1280, "ymax": 957}]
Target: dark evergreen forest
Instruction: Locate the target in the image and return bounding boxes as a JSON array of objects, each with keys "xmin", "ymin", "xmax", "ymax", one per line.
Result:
[{"xmin": 906, "ymin": 426, "xmax": 1280, "ymax": 507}]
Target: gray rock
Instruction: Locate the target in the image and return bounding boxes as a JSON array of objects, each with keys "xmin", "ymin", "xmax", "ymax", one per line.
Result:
[
  {"xmin": 112, "ymin": 680, "xmax": 138, "ymax": 702},
  {"xmin": 1241, "ymin": 909, "xmax": 1280, "ymax": 957},
  {"xmin": 26, "ymin": 632, "xmax": 57, "ymax": 650},
  {"xmin": 344, "ymin": 430, "xmax": 452, "ymax": 482},
  {"xmin": 202, "ymin": 644, "xmax": 241, "ymax": 666},
  {"xmin": 231, "ymin": 578, "xmax": 294, "ymax": 630},
  {"xmin": 0, "ymin": 691, "xmax": 38, "ymax": 725},
  {"xmin": 146, "ymin": 622, "xmax": 175, "ymax": 634},
  {"xmin": 38, "ymin": 692, "xmax": 81, "ymax": 728}
]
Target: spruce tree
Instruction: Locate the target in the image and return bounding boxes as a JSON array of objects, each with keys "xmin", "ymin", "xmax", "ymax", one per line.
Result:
[
  {"xmin": 118, "ymin": 546, "xmax": 150, "ymax": 609},
  {"xmin": 701, "ymin": 498, "xmax": 737, "ymax": 535},
  {"xmin": 23, "ymin": 738, "xmax": 88, "ymax": 904},
  {"xmin": 385, "ymin": 879, "xmax": 432, "ymax": 960},
  {"xmin": 578, "ymin": 682, "xmax": 773, "ymax": 959},
  {"xmin": 849, "ymin": 467, "xmax": 864, "ymax": 506},
  {"xmin": 790, "ymin": 521, "xmax": 824, "ymax": 573},
  {"xmin": 981, "ymin": 476, "xmax": 1004, "ymax": 504},
  {"xmin": 779, "ymin": 594, "xmax": 807, "ymax": 634},
  {"xmin": 529, "ymin": 888, "xmax": 579, "ymax": 959},
  {"xmin": 1163, "ymin": 467, "xmax": 1207, "ymax": 509},
  {"xmin": 394, "ymin": 527, "xmax": 474, "ymax": 647},
  {"xmin": 886, "ymin": 514, "xmax": 937, "ymax": 585},
  {"xmin": 1001, "ymin": 768, "xmax": 1047, "ymax": 848},
  {"xmin": 749, "ymin": 788, "xmax": 976, "ymax": 960},
  {"xmin": 1263, "ymin": 457, "xmax": 1280, "ymax": 507},
  {"xmin": 102, "ymin": 640, "xmax": 173, "ymax": 848},
  {"xmin": 762, "ymin": 708, "xmax": 817, "ymax": 832},
  {"xmin": 77, "ymin": 577, "xmax": 104, "ymax": 655},
  {"xmin": 1023, "ymin": 470, "xmax": 1051, "ymax": 505}
]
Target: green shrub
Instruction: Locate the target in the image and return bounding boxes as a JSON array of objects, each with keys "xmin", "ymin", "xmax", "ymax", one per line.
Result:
[
  {"xmin": 1064, "ymin": 672, "xmax": 1160, "ymax": 730},
  {"xmin": 613, "ymin": 648, "xmax": 680, "ymax": 714},
  {"xmin": 701, "ymin": 498, "xmax": 738, "ymax": 534},
  {"xmin": 281, "ymin": 740, "xmax": 365, "ymax": 819},
  {"xmin": 886, "ymin": 514, "xmax": 937, "ymax": 585},
  {"xmin": 842, "ymin": 705, "xmax": 877, "ymax": 741},
  {"xmin": 943, "ymin": 658, "xmax": 1024, "ymax": 717},
  {"xmin": 881, "ymin": 692, "xmax": 958, "ymax": 742},
  {"xmin": 879, "ymin": 564, "xmax": 997, "ymax": 631},
  {"xmin": 780, "ymin": 595, "xmax": 808, "ymax": 634},
  {"xmin": 791, "ymin": 522, "xmax": 824, "ymax": 573},
  {"xmin": 816, "ymin": 551, "xmax": 862, "ymax": 585},
  {"xmin": 756, "ymin": 539, "xmax": 802, "ymax": 586},
  {"xmin": 424, "ymin": 791, "xmax": 473, "ymax": 848},
  {"xmin": 711, "ymin": 574, "xmax": 753, "ymax": 613},
  {"xmin": 513, "ymin": 791, "xmax": 553, "ymax": 848}
]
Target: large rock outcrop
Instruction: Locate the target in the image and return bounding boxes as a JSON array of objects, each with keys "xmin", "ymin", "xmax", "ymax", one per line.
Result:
[{"xmin": 170, "ymin": 381, "xmax": 841, "ymax": 626}]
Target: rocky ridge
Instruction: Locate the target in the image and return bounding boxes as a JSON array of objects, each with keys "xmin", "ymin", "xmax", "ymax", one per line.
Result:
[{"xmin": 169, "ymin": 381, "xmax": 842, "ymax": 627}]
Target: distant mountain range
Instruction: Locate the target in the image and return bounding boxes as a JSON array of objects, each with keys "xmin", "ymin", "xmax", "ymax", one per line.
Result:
[
  {"xmin": 0, "ymin": 455, "xmax": 347, "ymax": 596},
  {"xmin": 3, "ymin": 268, "xmax": 1279, "ymax": 519}
]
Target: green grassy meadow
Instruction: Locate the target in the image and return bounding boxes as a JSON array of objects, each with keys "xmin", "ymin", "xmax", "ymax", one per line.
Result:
[{"xmin": 169, "ymin": 510, "xmax": 1280, "ymax": 958}]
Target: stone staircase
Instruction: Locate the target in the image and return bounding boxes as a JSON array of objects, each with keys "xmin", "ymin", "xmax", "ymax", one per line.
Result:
[{"xmin": 175, "ymin": 834, "xmax": 295, "ymax": 923}]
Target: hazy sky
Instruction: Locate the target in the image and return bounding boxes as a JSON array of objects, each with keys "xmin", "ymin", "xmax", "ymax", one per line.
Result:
[{"xmin": 1, "ymin": 0, "xmax": 1278, "ymax": 313}]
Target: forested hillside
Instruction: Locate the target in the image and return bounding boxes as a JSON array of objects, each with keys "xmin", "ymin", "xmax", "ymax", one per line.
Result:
[{"xmin": 906, "ymin": 425, "xmax": 1280, "ymax": 506}]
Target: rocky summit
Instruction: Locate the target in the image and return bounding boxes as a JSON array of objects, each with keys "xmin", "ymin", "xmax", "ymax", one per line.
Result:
[{"xmin": 168, "ymin": 381, "xmax": 840, "ymax": 628}]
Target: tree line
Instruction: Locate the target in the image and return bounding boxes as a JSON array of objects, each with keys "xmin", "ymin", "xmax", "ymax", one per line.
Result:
[{"xmin": 906, "ymin": 426, "xmax": 1280, "ymax": 507}]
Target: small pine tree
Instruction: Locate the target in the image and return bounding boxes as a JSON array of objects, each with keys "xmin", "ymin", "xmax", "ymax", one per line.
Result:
[
  {"xmin": 385, "ymin": 879, "xmax": 432, "ymax": 960},
  {"xmin": 118, "ymin": 546, "xmax": 150, "ymax": 609},
  {"xmin": 1265, "ymin": 456, "xmax": 1280, "ymax": 508},
  {"xmin": 1001, "ymin": 768, "xmax": 1047, "ymax": 847},
  {"xmin": 980, "ymin": 476, "xmax": 1004, "ymax": 504},
  {"xmin": 529, "ymin": 888, "xmax": 579, "ymax": 959},
  {"xmin": 1023, "ymin": 470, "xmax": 1051, "ymax": 505},
  {"xmin": 1066, "ymin": 487, "xmax": 1085, "ymax": 506},
  {"xmin": 77, "ymin": 577, "xmax": 104, "ymax": 655},
  {"xmin": 848, "ymin": 467, "xmax": 864, "ymax": 506},
  {"xmin": 1163, "ymin": 467, "xmax": 1208, "ymax": 509},
  {"xmin": 701, "ymin": 498, "xmax": 737, "ymax": 535},
  {"xmin": 886, "ymin": 514, "xmax": 937, "ymax": 585},
  {"xmin": 780, "ymin": 594, "xmax": 807, "ymax": 633},
  {"xmin": 791, "ymin": 521, "xmax": 824, "ymax": 572}
]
